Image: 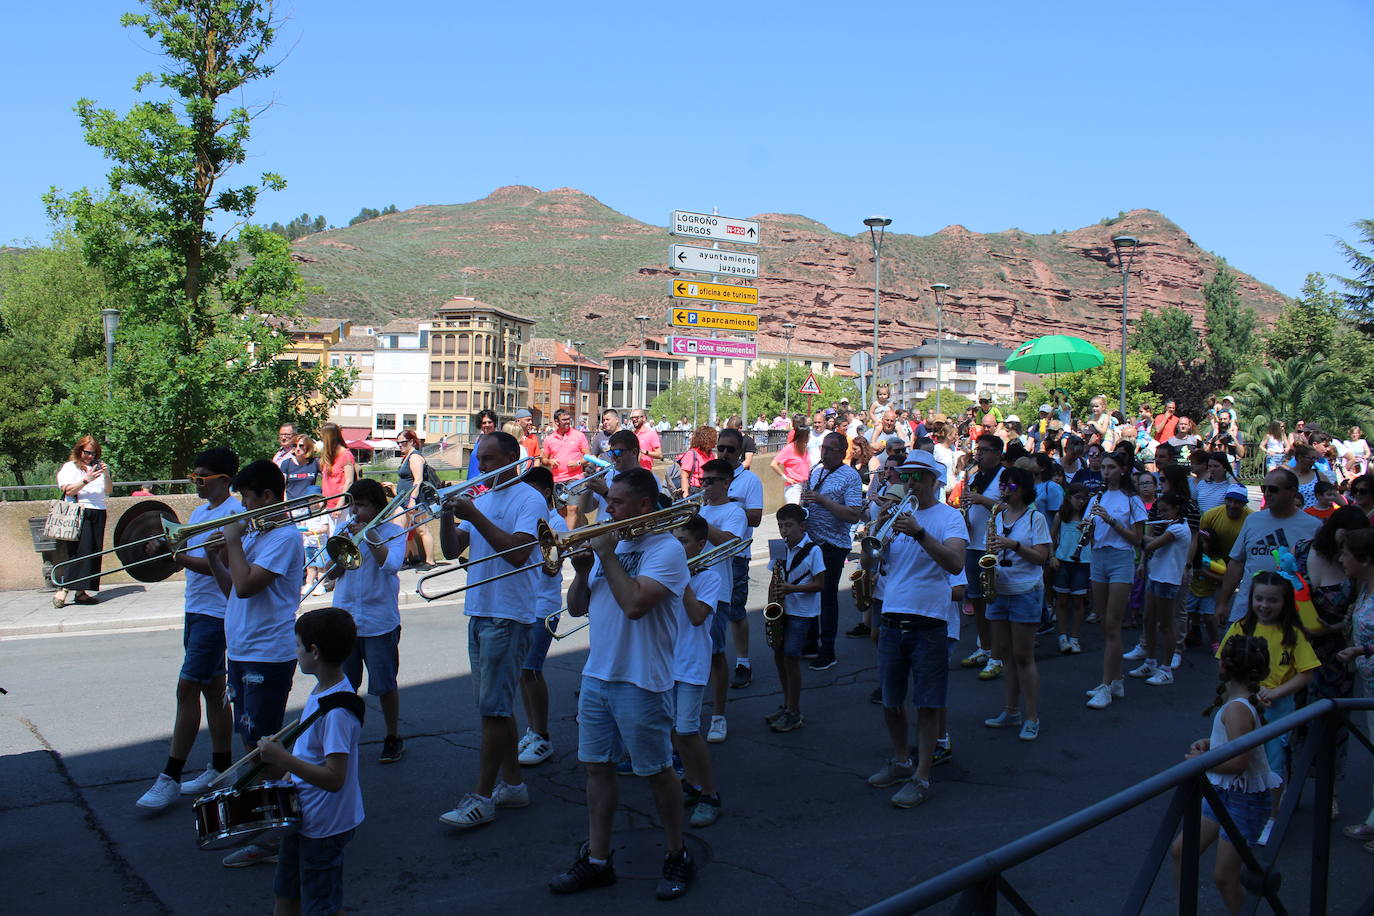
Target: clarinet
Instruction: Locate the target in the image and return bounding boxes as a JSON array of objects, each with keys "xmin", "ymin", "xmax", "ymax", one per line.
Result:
[{"xmin": 1070, "ymin": 494, "xmax": 1100, "ymax": 563}]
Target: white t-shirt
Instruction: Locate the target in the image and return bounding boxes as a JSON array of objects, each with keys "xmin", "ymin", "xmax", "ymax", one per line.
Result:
[
  {"xmin": 183, "ymin": 496, "xmax": 243, "ymax": 619},
  {"xmin": 332, "ymin": 517, "xmax": 405, "ymax": 637},
  {"xmin": 290, "ymin": 678, "xmax": 364, "ymax": 839},
  {"xmin": 879, "ymin": 502, "xmax": 967, "ymax": 619},
  {"xmin": 963, "ymin": 467, "xmax": 1004, "ymax": 550},
  {"xmin": 932, "ymin": 444, "xmax": 956, "ymax": 500},
  {"xmin": 674, "ymin": 567, "xmax": 720, "ymax": 686},
  {"xmin": 699, "ymin": 500, "xmax": 748, "ymax": 605},
  {"xmin": 459, "ymin": 481, "xmax": 547, "ymax": 624},
  {"xmin": 944, "ymin": 566, "xmax": 970, "ymax": 640},
  {"xmin": 583, "ymin": 532, "xmax": 689, "ymax": 693},
  {"xmin": 727, "ymin": 467, "xmax": 764, "ymax": 536},
  {"xmin": 1227, "ymin": 509, "xmax": 1322, "ymax": 621},
  {"xmin": 536, "ymin": 511, "xmax": 569, "ymax": 618},
  {"xmin": 770, "ymin": 536, "xmax": 827, "ymax": 618},
  {"xmin": 1089, "ymin": 489, "xmax": 1148, "ymax": 551},
  {"xmin": 992, "ymin": 507, "xmax": 1053, "ymax": 595},
  {"xmin": 57, "ymin": 461, "xmax": 108, "ymax": 510},
  {"xmin": 806, "ymin": 433, "xmax": 824, "ymax": 467},
  {"xmin": 1149, "ymin": 521, "xmax": 1193, "ymax": 586},
  {"xmin": 225, "ymin": 524, "xmax": 305, "ymax": 663}
]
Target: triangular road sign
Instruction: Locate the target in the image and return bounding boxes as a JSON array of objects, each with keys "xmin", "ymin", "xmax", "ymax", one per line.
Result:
[{"xmin": 798, "ymin": 372, "xmax": 821, "ymax": 395}]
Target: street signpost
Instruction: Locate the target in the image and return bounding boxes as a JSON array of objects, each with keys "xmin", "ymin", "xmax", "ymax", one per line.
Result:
[
  {"xmin": 668, "ymin": 244, "xmax": 760, "ymax": 279},
  {"xmin": 669, "ymin": 278, "xmax": 759, "ymax": 307},
  {"xmin": 668, "ymin": 306, "xmax": 759, "ymax": 333},
  {"xmin": 849, "ymin": 350, "xmax": 872, "ymax": 412},
  {"xmin": 669, "ymin": 210, "xmax": 760, "ymax": 245},
  {"xmin": 800, "ymin": 371, "xmax": 821, "ymax": 416},
  {"xmin": 669, "ymin": 336, "xmax": 759, "ymax": 359}
]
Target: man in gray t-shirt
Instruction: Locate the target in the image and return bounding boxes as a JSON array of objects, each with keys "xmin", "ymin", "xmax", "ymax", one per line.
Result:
[{"xmin": 1214, "ymin": 469, "xmax": 1319, "ymax": 623}]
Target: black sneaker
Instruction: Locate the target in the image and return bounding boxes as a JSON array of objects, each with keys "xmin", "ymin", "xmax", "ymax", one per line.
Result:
[
  {"xmin": 808, "ymin": 654, "xmax": 837, "ymax": 671},
  {"xmin": 1035, "ymin": 617, "xmax": 1057, "ymax": 637},
  {"xmin": 681, "ymin": 778, "xmax": 702, "ymax": 809},
  {"xmin": 846, "ymin": 622, "xmax": 871, "ymax": 638},
  {"xmin": 932, "ymin": 742, "xmax": 953, "ymax": 766},
  {"xmin": 550, "ymin": 845, "xmax": 617, "ymax": 894},
  {"xmin": 870, "ymin": 687, "xmax": 883, "ymax": 705},
  {"xmin": 656, "ymin": 848, "xmax": 695, "ymax": 900},
  {"xmin": 729, "ymin": 663, "xmax": 752, "ymax": 689},
  {"xmin": 800, "ymin": 644, "xmax": 820, "ymax": 659},
  {"xmin": 380, "ymin": 735, "xmax": 405, "ymax": 764}
]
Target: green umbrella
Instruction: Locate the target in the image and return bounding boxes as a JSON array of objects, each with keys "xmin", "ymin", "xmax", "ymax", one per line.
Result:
[{"xmin": 1004, "ymin": 335, "xmax": 1105, "ymax": 384}]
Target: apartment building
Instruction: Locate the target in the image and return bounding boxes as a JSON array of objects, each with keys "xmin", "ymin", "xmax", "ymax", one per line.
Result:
[
  {"xmin": 528, "ymin": 338, "xmax": 607, "ymax": 426},
  {"xmin": 426, "ymin": 297, "xmax": 535, "ymax": 439},
  {"xmin": 876, "ymin": 338, "xmax": 1017, "ymax": 408}
]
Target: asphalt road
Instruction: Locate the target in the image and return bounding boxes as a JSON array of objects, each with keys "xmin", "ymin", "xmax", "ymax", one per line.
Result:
[{"xmin": 2, "ymin": 559, "xmax": 1371, "ymax": 915}]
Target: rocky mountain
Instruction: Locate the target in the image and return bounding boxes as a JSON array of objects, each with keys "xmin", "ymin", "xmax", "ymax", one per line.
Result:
[{"xmin": 290, "ymin": 186, "xmax": 1287, "ymax": 362}]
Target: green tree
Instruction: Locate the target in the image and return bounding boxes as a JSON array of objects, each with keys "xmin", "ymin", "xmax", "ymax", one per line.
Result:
[
  {"xmin": 740, "ymin": 362, "xmax": 859, "ymax": 421},
  {"xmin": 1334, "ymin": 218, "xmax": 1374, "ymax": 325},
  {"xmin": 1232, "ymin": 356, "xmax": 1374, "ymax": 438},
  {"xmin": 1201, "ymin": 264, "xmax": 1257, "ymax": 388},
  {"xmin": 1265, "ymin": 273, "xmax": 1341, "ymax": 361},
  {"xmin": 649, "ymin": 378, "xmax": 740, "ymax": 427},
  {"xmin": 1131, "ymin": 306, "xmax": 1204, "ymax": 370},
  {"xmin": 45, "ymin": 0, "xmax": 353, "ymax": 477},
  {"xmin": 1016, "ymin": 351, "xmax": 1156, "ymax": 422},
  {"xmin": 910, "ymin": 389, "xmax": 972, "ymax": 417}
]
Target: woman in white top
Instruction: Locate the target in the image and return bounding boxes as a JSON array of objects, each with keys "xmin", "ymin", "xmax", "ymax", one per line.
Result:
[
  {"xmin": 1084, "ymin": 452, "xmax": 1147, "ymax": 709},
  {"xmin": 1260, "ymin": 421, "xmax": 1290, "ymax": 473},
  {"xmin": 1343, "ymin": 426, "xmax": 1370, "ymax": 481},
  {"xmin": 53, "ymin": 435, "xmax": 115, "ymax": 608}
]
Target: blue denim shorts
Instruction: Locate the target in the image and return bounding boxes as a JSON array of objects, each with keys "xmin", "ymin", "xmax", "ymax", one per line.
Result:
[
  {"xmin": 778, "ymin": 615, "xmax": 811, "ymax": 658},
  {"xmin": 180, "ymin": 612, "xmax": 227, "ymax": 683},
  {"xmin": 877, "ymin": 623, "xmax": 951, "ymax": 710},
  {"xmin": 1052, "ymin": 560, "xmax": 1090, "ymax": 596},
  {"xmin": 1185, "ymin": 592, "xmax": 1217, "ymax": 617},
  {"xmin": 1202, "ymin": 785, "xmax": 1271, "ymax": 846},
  {"xmin": 723, "ymin": 556, "xmax": 750, "ymax": 622},
  {"xmin": 343, "ymin": 626, "xmax": 400, "ymax": 697},
  {"xmin": 467, "ymin": 617, "xmax": 533, "ymax": 718},
  {"xmin": 1090, "ymin": 546, "xmax": 1136, "ymax": 585},
  {"xmin": 710, "ymin": 600, "xmax": 732, "ymax": 654},
  {"xmin": 226, "ymin": 658, "xmax": 296, "ymax": 746},
  {"xmin": 1264, "ymin": 694, "xmax": 1296, "ymax": 775},
  {"xmin": 670, "ymin": 681, "xmax": 707, "ymax": 735},
  {"xmin": 986, "ymin": 588, "xmax": 1043, "ymax": 624},
  {"xmin": 524, "ymin": 614, "xmax": 557, "ymax": 671},
  {"xmin": 577, "ymin": 675, "xmax": 672, "ymax": 776},
  {"xmin": 963, "ymin": 549, "xmax": 987, "ymax": 600},
  {"xmin": 273, "ymin": 828, "xmax": 354, "ymax": 916},
  {"xmin": 1147, "ymin": 579, "xmax": 1180, "ymax": 600}
]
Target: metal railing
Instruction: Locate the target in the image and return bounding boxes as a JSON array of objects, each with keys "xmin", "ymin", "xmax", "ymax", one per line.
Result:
[
  {"xmin": 854, "ymin": 697, "xmax": 1374, "ymax": 916},
  {"xmin": 0, "ymin": 479, "xmax": 194, "ymax": 501}
]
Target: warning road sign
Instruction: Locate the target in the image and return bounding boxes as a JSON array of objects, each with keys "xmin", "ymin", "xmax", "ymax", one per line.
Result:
[{"xmin": 798, "ymin": 373, "xmax": 821, "ymax": 395}]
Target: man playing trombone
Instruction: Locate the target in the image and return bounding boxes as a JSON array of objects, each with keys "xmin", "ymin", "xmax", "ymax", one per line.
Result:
[
  {"xmin": 577, "ymin": 429, "xmax": 642, "ymax": 522},
  {"xmin": 437, "ymin": 432, "xmax": 548, "ymax": 831}
]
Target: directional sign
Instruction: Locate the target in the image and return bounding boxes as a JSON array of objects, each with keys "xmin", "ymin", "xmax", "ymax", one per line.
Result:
[
  {"xmin": 670, "ymin": 210, "xmax": 760, "ymax": 245},
  {"xmin": 669, "ymin": 307, "xmax": 759, "ymax": 333},
  {"xmin": 669, "ymin": 336, "xmax": 758, "ymax": 360},
  {"xmin": 798, "ymin": 372, "xmax": 822, "ymax": 395},
  {"xmin": 669, "ymin": 278, "xmax": 759, "ymax": 307},
  {"xmin": 669, "ymin": 244, "xmax": 759, "ymax": 279}
]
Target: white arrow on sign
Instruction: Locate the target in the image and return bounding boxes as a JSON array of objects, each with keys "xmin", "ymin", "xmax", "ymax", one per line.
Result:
[
  {"xmin": 669, "ymin": 244, "xmax": 759, "ymax": 279},
  {"xmin": 670, "ymin": 210, "xmax": 760, "ymax": 245}
]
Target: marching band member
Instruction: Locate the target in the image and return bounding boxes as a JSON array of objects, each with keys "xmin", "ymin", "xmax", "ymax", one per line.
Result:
[
  {"xmin": 698, "ymin": 458, "xmax": 750, "ymax": 743},
  {"xmin": 800, "ymin": 432, "xmax": 865, "ymax": 669},
  {"xmin": 578, "ymin": 428, "xmax": 642, "ymax": 521},
  {"xmin": 517, "ymin": 466, "xmax": 566, "ymax": 766},
  {"xmin": 864, "ymin": 451, "xmax": 966, "ymax": 808},
  {"xmin": 767, "ymin": 504, "xmax": 826, "ymax": 733},
  {"xmin": 549, "ymin": 468, "xmax": 696, "ymax": 900},
  {"xmin": 438, "ymin": 431, "xmax": 548, "ymax": 830},
  {"xmin": 672, "ymin": 514, "xmax": 724, "ymax": 826},
  {"xmin": 959, "ymin": 433, "xmax": 1006, "ymax": 680},
  {"xmin": 715, "ymin": 428, "xmax": 764, "ymax": 688}
]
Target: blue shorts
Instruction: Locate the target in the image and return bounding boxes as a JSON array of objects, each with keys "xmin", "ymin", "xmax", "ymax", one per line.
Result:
[
  {"xmin": 343, "ymin": 626, "xmax": 400, "ymax": 697},
  {"xmin": 778, "ymin": 615, "xmax": 811, "ymax": 658},
  {"xmin": 272, "ymin": 828, "xmax": 354, "ymax": 916},
  {"xmin": 524, "ymin": 614, "xmax": 557, "ymax": 671},
  {"xmin": 1185, "ymin": 593, "xmax": 1217, "ymax": 617},
  {"xmin": 986, "ymin": 588, "xmax": 1043, "ymax": 624},
  {"xmin": 467, "ymin": 617, "xmax": 533, "ymax": 718},
  {"xmin": 577, "ymin": 675, "xmax": 672, "ymax": 776},
  {"xmin": 710, "ymin": 600, "xmax": 732, "ymax": 655},
  {"xmin": 670, "ymin": 681, "xmax": 707, "ymax": 735},
  {"xmin": 1052, "ymin": 560, "xmax": 1090, "ymax": 596},
  {"xmin": 226, "ymin": 658, "xmax": 296, "ymax": 746},
  {"xmin": 1090, "ymin": 546, "xmax": 1136, "ymax": 585},
  {"xmin": 1264, "ymin": 694, "xmax": 1296, "ymax": 776},
  {"xmin": 1202, "ymin": 785, "xmax": 1270, "ymax": 846},
  {"xmin": 877, "ymin": 623, "xmax": 951, "ymax": 710},
  {"xmin": 180, "ymin": 612, "xmax": 227, "ymax": 683},
  {"xmin": 964, "ymin": 549, "xmax": 988, "ymax": 601},
  {"xmin": 1147, "ymin": 579, "xmax": 1180, "ymax": 600},
  {"xmin": 723, "ymin": 556, "xmax": 750, "ymax": 622}
]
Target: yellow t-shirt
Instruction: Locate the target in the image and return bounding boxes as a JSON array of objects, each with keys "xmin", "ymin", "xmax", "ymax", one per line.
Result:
[
  {"xmin": 1217, "ymin": 620, "xmax": 1320, "ymax": 689},
  {"xmin": 1191, "ymin": 505, "xmax": 1251, "ymax": 597}
]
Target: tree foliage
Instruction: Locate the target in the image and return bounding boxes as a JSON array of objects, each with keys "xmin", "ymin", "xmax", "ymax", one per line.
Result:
[
  {"xmin": 1232, "ymin": 356, "xmax": 1374, "ymax": 438},
  {"xmin": 44, "ymin": 0, "xmax": 353, "ymax": 477},
  {"xmin": 1333, "ymin": 218, "xmax": 1374, "ymax": 325},
  {"xmin": 648, "ymin": 362, "xmax": 859, "ymax": 426},
  {"xmin": 349, "ymin": 204, "xmax": 398, "ymax": 227},
  {"xmin": 266, "ymin": 213, "xmax": 329, "ymax": 240},
  {"xmin": 1015, "ymin": 351, "xmax": 1156, "ymax": 421},
  {"xmin": 1201, "ymin": 264, "xmax": 1257, "ymax": 388}
]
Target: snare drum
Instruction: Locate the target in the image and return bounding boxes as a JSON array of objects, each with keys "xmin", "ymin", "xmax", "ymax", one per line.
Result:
[{"xmin": 194, "ymin": 780, "xmax": 301, "ymax": 850}]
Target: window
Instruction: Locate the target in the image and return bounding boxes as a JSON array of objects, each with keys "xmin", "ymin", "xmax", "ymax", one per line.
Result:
[
  {"xmin": 998, "ymin": 363, "xmax": 1010, "ymax": 374},
  {"xmin": 330, "ymin": 355, "xmax": 340, "ymax": 367},
  {"xmin": 457, "ymin": 335, "xmax": 469, "ymax": 356},
  {"xmin": 443, "ymin": 362, "xmax": 454, "ymax": 381},
  {"xmin": 560, "ymin": 392, "xmax": 573, "ymax": 405},
  {"xmin": 359, "ymin": 379, "xmax": 372, "ymax": 393},
  {"xmin": 456, "ymin": 362, "xmax": 469, "ymax": 381},
  {"xmin": 954, "ymin": 358, "xmax": 977, "ymax": 374},
  {"xmin": 454, "ymin": 392, "xmax": 468, "ymax": 410},
  {"xmin": 429, "ymin": 392, "xmax": 440, "ymax": 409},
  {"xmin": 431, "ymin": 336, "xmax": 442, "ymax": 353},
  {"xmin": 419, "ymin": 330, "xmax": 429, "ymax": 349},
  {"xmin": 723, "ymin": 359, "xmax": 733, "ymax": 367},
  {"xmin": 428, "ymin": 417, "xmax": 440, "ymax": 434},
  {"xmin": 403, "ymin": 413, "xmax": 417, "ymax": 429},
  {"xmin": 430, "ymin": 362, "xmax": 441, "ymax": 381},
  {"xmin": 442, "ymin": 391, "xmax": 454, "ymax": 410},
  {"xmin": 561, "ymin": 367, "xmax": 574, "ymax": 382},
  {"xmin": 955, "ymin": 381, "xmax": 975, "ymax": 394},
  {"xmin": 376, "ymin": 413, "xmax": 396, "ymax": 431}
]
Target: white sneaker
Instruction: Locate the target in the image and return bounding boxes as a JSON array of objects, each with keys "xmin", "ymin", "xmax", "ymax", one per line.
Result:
[
  {"xmin": 1069, "ymin": 637, "xmax": 1082, "ymax": 654},
  {"xmin": 1086, "ymin": 685, "xmax": 1112, "ymax": 709},
  {"xmin": 1122, "ymin": 644, "xmax": 1148, "ymax": 661},
  {"xmin": 518, "ymin": 735, "xmax": 553, "ymax": 766},
  {"xmin": 1085, "ymin": 682, "xmax": 1108, "ymax": 697},
  {"xmin": 1170, "ymin": 652, "xmax": 1183, "ymax": 669},
  {"xmin": 492, "ymin": 781, "xmax": 530, "ymax": 809},
  {"xmin": 439, "ymin": 793, "xmax": 496, "ymax": 828},
  {"xmin": 1058, "ymin": 635, "xmax": 1072, "ymax": 654},
  {"xmin": 1127, "ymin": 661, "xmax": 1157, "ymax": 679},
  {"xmin": 517, "ymin": 727, "xmax": 537, "ymax": 754},
  {"xmin": 179, "ymin": 766, "xmax": 221, "ymax": 796},
  {"xmin": 706, "ymin": 715, "xmax": 728, "ymax": 744},
  {"xmin": 136, "ymin": 773, "xmax": 181, "ymax": 811},
  {"xmin": 1146, "ymin": 667, "xmax": 1175, "ymax": 686},
  {"xmin": 1110, "ymin": 679, "xmax": 1126, "ymax": 698}
]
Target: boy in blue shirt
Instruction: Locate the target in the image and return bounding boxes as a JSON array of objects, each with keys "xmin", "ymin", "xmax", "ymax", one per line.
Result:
[{"xmin": 766, "ymin": 504, "xmax": 825, "ymax": 733}]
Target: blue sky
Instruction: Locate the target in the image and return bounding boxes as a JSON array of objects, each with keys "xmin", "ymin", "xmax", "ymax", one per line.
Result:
[{"xmin": 4, "ymin": 1, "xmax": 1370, "ymax": 296}]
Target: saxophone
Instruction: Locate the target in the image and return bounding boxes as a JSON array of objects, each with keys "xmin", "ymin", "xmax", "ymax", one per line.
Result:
[
  {"xmin": 764, "ymin": 562, "xmax": 787, "ymax": 649},
  {"xmin": 978, "ymin": 502, "xmax": 1007, "ymax": 600},
  {"xmin": 850, "ymin": 567, "xmax": 874, "ymax": 612}
]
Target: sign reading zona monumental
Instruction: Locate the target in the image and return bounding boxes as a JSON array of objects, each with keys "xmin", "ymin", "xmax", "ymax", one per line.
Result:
[
  {"xmin": 668, "ymin": 307, "xmax": 759, "ymax": 333},
  {"xmin": 669, "ymin": 278, "xmax": 759, "ymax": 307},
  {"xmin": 669, "ymin": 336, "xmax": 759, "ymax": 359},
  {"xmin": 669, "ymin": 244, "xmax": 760, "ymax": 279},
  {"xmin": 669, "ymin": 210, "xmax": 760, "ymax": 245}
]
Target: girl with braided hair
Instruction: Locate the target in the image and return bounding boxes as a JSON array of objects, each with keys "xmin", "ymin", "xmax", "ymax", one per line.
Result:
[{"xmin": 1170, "ymin": 634, "xmax": 1279, "ymax": 914}]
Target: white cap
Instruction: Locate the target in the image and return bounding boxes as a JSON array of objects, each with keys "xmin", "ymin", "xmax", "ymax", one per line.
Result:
[{"xmin": 1005, "ymin": 415, "xmax": 1021, "ymax": 425}]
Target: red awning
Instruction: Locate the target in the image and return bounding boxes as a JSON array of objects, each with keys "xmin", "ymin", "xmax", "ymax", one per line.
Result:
[
  {"xmin": 341, "ymin": 426, "xmax": 371, "ymax": 441},
  {"xmin": 346, "ymin": 439, "xmax": 375, "ymax": 451}
]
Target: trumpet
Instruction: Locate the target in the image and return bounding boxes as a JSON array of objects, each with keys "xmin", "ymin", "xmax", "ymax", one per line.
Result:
[
  {"xmin": 417, "ymin": 496, "xmax": 703, "ymax": 601},
  {"xmin": 859, "ymin": 493, "xmax": 919, "ymax": 565}
]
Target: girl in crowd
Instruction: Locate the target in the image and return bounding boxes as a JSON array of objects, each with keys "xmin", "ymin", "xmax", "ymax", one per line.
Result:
[
  {"xmin": 282, "ymin": 434, "xmax": 320, "ymax": 501},
  {"xmin": 1336, "ymin": 528, "xmax": 1374, "ymax": 850},
  {"xmin": 678, "ymin": 425, "xmax": 719, "ymax": 499},
  {"xmin": 53, "ymin": 436, "xmax": 114, "ymax": 608},
  {"xmin": 1051, "ymin": 484, "xmax": 1093, "ymax": 654},
  {"xmin": 318, "ymin": 422, "xmax": 356, "ymax": 519},
  {"xmin": 395, "ymin": 429, "xmax": 437, "ymax": 570},
  {"xmin": 1085, "ymin": 453, "xmax": 1147, "ymax": 710},
  {"xmin": 1261, "ymin": 421, "xmax": 1291, "ymax": 473},
  {"xmin": 769, "ymin": 416, "xmax": 809, "ymax": 505},
  {"xmin": 1344, "ymin": 426, "xmax": 1370, "ymax": 481},
  {"xmin": 1291, "ymin": 443, "xmax": 1331, "ymax": 509}
]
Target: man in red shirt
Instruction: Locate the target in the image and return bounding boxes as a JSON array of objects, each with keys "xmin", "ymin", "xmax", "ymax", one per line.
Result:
[
  {"xmin": 629, "ymin": 409, "xmax": 663, "ymax": 471},
  {"xmin": 515, "ymin": 408, "xmax": 540, "ymax": 460},
  {"xmin": 542, "ymin": 408, "xmax": 589, "ymax": 528},
  {"xmin": 1152, "ymin": 400, "xmax": 1179, "ymax": 444}
]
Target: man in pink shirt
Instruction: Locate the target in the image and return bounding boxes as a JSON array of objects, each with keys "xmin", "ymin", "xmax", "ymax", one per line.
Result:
[
  {"xmin": 630, "ymin": 409, "xmax": 663, "ymax": 471},
  {"xmin": 542, "ymin": 408, "xmax": 590, "ymax": 528}
]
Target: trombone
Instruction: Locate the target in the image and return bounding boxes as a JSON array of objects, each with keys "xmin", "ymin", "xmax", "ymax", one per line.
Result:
[
  {"xmin": 417, "ymin": 496, "xmax": 703, "ymax": 601},
  {"xmin": 298, "ymin": 487, "xmax": 412, "ymax": 605},
  {"xmin": 373, "ymin": 455, "xmax": 537, "ymax": 545},
  {"xmin": 51, "ymin": 492, "xmax": 347, "ymax": 586}
]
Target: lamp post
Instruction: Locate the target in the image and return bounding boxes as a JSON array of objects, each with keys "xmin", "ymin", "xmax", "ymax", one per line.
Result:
[
  {"xmin": 864, "ymin": 216, "xmax": 892, "ymax": 410},
  {"xmin": 1111, "ymin": 236, "xmax": 1139, "ymax": 420},
  {"xmin": 634, "ymin": 314, "xmax": 651, "ymax": 412},
  {"xmin": 781, "ymin": 322, "xmax": 796, "ymax": 417},
  {"xmin": 572, "ymin": 341, "xmax": 585, "ymax": 428},
  {"xmin": 930, "ymin": 284, "xmax": 948, "ymax": 415},
  {"xmin": 100, "ymin": 308, "xmax": 120, "ymax": 400}
]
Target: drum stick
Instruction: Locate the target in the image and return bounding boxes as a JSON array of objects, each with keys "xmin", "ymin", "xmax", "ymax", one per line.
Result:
[{"xmin": 208, "ymin": 718, "xmax": 299, "ymax": 791}]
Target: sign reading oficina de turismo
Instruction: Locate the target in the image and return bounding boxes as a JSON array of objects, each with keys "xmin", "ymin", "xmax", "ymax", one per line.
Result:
[
  {"xmin": 669, "ymin": 210, "xmax": 760, "ymax": 245},
  {"xmin": 669, "ymin": 278, "xmax": 759, "ymax": 307}
]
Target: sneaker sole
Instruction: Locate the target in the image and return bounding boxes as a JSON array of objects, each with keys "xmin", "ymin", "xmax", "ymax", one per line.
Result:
[
  {"xmin": 135, "ymin": 798, "xmax": 179, "ymax": 811},
  {"xmin": 706, "ymin": 733, "xmax": 727, "ymax": 744},
  {"xmin": 495, "ymin": 796, "xmax": 530, "ymax": 809},
  {"xmin": 439, "ymin": 812, "xmax": 496, "ymax": 828},
  {"xmin": 892, "ymin": 792, "xmax": 930, "ymax": 809},
  {"xmin": 223, "ymin": 853, "xmax": 278, "ymax": 868}
]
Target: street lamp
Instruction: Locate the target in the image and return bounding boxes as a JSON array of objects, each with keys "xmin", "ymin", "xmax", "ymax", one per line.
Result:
[
  {"xmin": 781, "ymin": 322, "xmax": 797, "ymax": 417},
  {"xmin": 1111, "ymin": 236, "xmax": 1139, "ymax": 420},
  {"xmin": 572, "ymin": 341, "xmax": 585, "ymax": 425},
  {"xmin": 634, "ymin": 314, "xmax": 651, "ymax": 412},
  {"xmin": 864, "ymin": 215, "xmax": 892, "ymax": 409},
  {"xmin": 100, "ymin": 308, "xmax": 120, "ymax": 399},
  {"xmin": 930, "ymin": 284, "xmax": 949, "ymax": 415}
]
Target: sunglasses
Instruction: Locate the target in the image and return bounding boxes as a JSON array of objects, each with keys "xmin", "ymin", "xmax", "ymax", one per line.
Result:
[
  {"xmin": 607, "ymin": 448, "xmax": 627, "ymax": 458},
  {"xmin": 716, "ymin": 445, "xmax": 738, "ymax": 453},
  {"xmin": 80, "ymin": 449, "xmax": 97, "ymax": 457},
  {"xmin": 897, "ymin": 470, "xmax": 928, "ymax": 481},
  {"xmin": 1000, "ymin": 482, "xmax": 1021, "ymax": 490},
  {"xmin": 189, "ymin": 473, "xmax": 230, "ymax": 484}
]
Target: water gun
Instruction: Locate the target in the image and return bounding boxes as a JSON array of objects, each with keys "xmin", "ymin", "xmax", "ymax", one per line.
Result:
[
  {"xmin": 1199, "ymin": 554, "xmax": 1228, "ymax": 576},
  {"xmin": 1271, "ymin": 546, "xmax": 1322, "ymax": 634},
  {"xmin": 582, "ymin": 453, "xmax": 613, "ymax": 469}
]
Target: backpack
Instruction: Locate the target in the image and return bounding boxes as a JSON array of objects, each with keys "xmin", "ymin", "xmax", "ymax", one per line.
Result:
[{"xmin": 420, "ymin": 456, "xmax": 442, "ymax": 490}]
